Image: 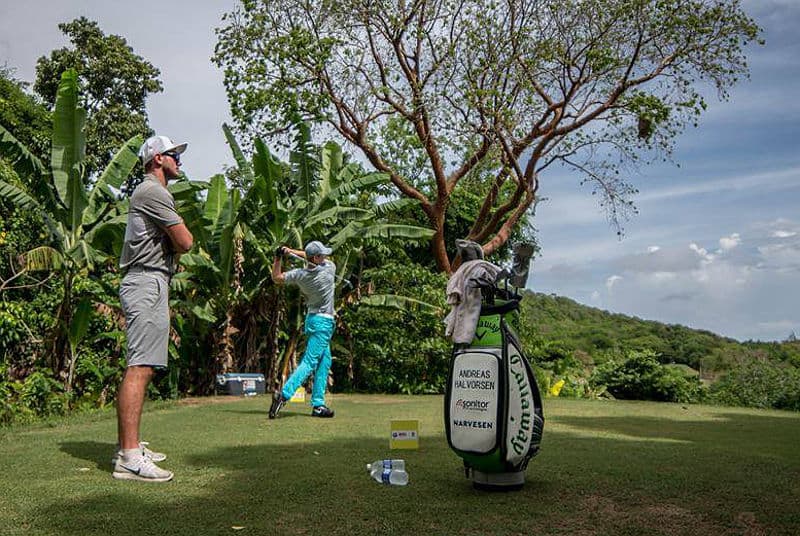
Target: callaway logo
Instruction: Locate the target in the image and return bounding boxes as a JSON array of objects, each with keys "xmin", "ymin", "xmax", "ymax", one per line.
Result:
[{"xmin": 473, "ymin": 318, "xmax": 499, "ymax": 341}]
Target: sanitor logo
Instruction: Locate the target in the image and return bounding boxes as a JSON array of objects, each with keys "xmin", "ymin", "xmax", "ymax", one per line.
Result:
[{"xmin": 455, "ymin": 399, "xmax": 490, "ymax": 412}]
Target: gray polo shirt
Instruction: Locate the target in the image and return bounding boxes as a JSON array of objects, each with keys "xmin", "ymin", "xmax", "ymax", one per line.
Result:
[
  {"xmin": 284, "ymin": 261, "xmax": 337, "ymax": 316},
  {"xmin": 120, "ymin": 174, "xmax": 182, "ymax": 275}
]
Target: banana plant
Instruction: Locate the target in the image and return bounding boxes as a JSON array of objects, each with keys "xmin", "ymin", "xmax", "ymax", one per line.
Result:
[
  {"xmin": 171, "ymin": 120, "xmax": 434, "ymax": 389},
  {"xmin": 224, "ymin": 121, "xmax": 435, "ymax": 387},
  {"xmin": 0, "ymin": 69, "xmax": 141, "ymax": 392}
]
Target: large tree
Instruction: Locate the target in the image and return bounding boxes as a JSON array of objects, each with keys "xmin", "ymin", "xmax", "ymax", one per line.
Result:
[
  {"xmin": 34, "ymin": 17, "xmax": 162, "ymax": 181},
  {"xmin": 214, "ymin": 0, "xmax": 761, "ymax": 273}
]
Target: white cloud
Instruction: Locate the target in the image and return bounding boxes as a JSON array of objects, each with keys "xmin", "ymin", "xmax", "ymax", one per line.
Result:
[
  {"xmin": 757, "ymin": 242, "xmax": 800, "ymax": 271},
  {"xmin": 606, "ymin": 275, "xmax": 623, "ymax": 292},
  {"xmin": 649, "ymin": 271, "xmax": 678, "ymax": 283},
  {"xmin": 719, "ymin": 233, "xmax": 741, "ymax": 251},
  {"xmin": 647, "ymin": 246, "xmax": 660, "ymax": 253},
  {"xmin": 773, "ymin": 230, "xmax": 797, "ymax": 238},
  {"xmin": 689, "ymin": 243, "xmax": 714, "ymax": 264}
]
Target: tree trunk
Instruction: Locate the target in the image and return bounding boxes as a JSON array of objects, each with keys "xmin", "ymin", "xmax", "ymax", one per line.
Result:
[
  {"xmin": 275, "ymin": 331, "xmax": 299, "ymax": 392},
  {"xmin": 66, "ymin": 343, "xmax": 76, "ymax": 394},
  {"xmin": 429, "ymin": 212, "xmax": 452, "ymax": 274},
  {"xmin": 51, "ymin": 274, "xmax": 72, "ymax": 386}
]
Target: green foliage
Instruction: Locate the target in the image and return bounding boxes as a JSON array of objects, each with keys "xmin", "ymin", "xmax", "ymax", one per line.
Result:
[
  {"xmin": 590, "ymin": 349, "xmax": 704, "ymax": 403},
  {"xmin": 18, "ymin": 370, "xmax": 69, "ymax": 416},
  {"xmin": 0, "ymin": 365, "xmax": 70, "ymax": 424},
  {"xmin": 519, "ymin": 292, "xmax": 734, "ymax": 369},
  {"xmin": 336, "ymin": 263, "xmax": 449, "ymax": 394},
  {"xmin": 163, "ymin": 121, "xmax": 434, "ymax": 394},
  {"xmin": 709, "ymin": 360, "xmax": 800, "ymax": 411},
  {"xmin": 34, "ymin": 17, "xmax": 161, "ymax": 179},
  {"xmin": 0, "ymin": 69, "xmax": 142, "ymax": 391},
  {"xmin": 0, "ymin": 69, "xmax": 51, "ymax": 159}
]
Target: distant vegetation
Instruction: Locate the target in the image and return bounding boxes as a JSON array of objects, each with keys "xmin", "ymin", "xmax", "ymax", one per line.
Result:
[{"xmin": 516, "ymin": 292, "xmax": 800, "ymax": 411}]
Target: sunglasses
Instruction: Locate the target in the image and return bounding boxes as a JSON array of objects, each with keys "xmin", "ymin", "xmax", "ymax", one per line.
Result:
[{"xmin": 161, "ymin": 151, "xmax": 181, "ymax": 164}]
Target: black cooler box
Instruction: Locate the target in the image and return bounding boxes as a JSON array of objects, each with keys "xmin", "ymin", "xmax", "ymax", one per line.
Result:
[{"xmin": 215, "ymin": 373, "xmax": 266, "ymax": 396}]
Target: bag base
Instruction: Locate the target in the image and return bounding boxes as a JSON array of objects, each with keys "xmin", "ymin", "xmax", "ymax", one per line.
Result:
[{"xmin": 470, "ymin": 468, "xmax": 525, "ymax": 491}]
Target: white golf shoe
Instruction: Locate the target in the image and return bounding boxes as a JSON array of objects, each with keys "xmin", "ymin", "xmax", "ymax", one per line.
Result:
[{"xmin": 112, "ymin": 452, "xmax": 173, "ymax": 482}]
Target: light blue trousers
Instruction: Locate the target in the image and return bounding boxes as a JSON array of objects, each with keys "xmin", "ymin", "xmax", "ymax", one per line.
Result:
[{"xmin": 281, "ymin": 314, "xmax": 335, "ymax": 408}]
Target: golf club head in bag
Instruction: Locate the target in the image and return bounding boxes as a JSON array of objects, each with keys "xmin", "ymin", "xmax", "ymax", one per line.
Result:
[{"xmin": 510, "ymin": 242, "xmax": 535, "ymax": 289}]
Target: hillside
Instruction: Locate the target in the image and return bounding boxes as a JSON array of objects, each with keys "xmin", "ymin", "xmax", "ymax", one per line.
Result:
[{"xmin": 517, "ymin": 291, "xmax": 800, "ymax": 375}]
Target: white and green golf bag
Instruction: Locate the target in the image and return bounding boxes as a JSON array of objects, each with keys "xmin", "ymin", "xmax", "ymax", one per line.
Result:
[{"xmin": 445, "ymin": 284, "xmax": 544, "ymax": 490}]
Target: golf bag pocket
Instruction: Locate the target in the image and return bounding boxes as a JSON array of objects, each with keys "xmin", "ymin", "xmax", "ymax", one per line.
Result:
[{"xmin": 447, "ymin": 349, "xmax": 502, "ymax": 454}]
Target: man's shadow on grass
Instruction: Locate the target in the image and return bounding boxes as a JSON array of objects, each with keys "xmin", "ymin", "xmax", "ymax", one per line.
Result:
[{"xmin": 59, "ymin": 440, "xmax": 116, "ymax": 470}]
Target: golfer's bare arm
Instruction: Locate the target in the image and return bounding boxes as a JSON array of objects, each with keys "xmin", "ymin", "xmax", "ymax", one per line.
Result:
[
  {"xmin": 166, "ymin": 221, "xmax": 194, "ymax": 253},
  {"xmin": 272, "ymin": 255, "xmax": 285, "ymax": 285},
  {"xmin": 272, "ymin": 247, "xmax": 305, "ymax": 284}
]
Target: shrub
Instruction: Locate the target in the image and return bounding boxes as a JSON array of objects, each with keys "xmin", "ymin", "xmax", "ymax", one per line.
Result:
[
  {"xmin": 72, "ymin": 347, "xmax": 124, "ymax": 409},
  {"xmin": 709, "ymin": 360, "xmax": 800, "ymax": 411},
  {"xmin": 18, "ymin": 371, "xmax": 70, "ymax": 417},
  {"xmin": 336, "ymin": 262, "xmax": 449, "ymax": 394},
  {"xmin": 590, "ymin": 349, "xmax": 703, "ymax": 403},
  {"xmin": 0, "ymin": 368, "xmax": 71, "ymax": 425}
]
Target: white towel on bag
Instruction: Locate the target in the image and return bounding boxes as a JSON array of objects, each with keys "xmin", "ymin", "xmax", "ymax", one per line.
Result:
[{"xmin": 444, "ymin": 260, "xmax": 502, "ymax": 344}]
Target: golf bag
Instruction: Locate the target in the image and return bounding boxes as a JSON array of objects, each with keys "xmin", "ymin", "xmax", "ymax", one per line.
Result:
[{"xmin": 445, "ymin": 244, "xmax": 544, "ymax": 490}]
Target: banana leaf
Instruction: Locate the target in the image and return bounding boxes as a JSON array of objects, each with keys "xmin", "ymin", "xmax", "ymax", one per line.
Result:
[
  {"xmin": 50, "ymin": 69, "xmax": 88, "ymax": 231},
  {"xmin": 358, "ymin": 294, "xmax": 441, "ymax": 314},
  {"xmin": 21, "ymin": 246, "xmax": 64, "ymax": 271}
]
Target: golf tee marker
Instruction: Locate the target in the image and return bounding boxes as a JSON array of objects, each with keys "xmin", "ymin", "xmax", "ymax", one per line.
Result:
[
  {"xmin": 390, "ymin": 419, "xmax": 419, "ymax": 450},
  {"xmin": 290, "ymin": 387, "xmax": 305, "ymax": 403}
]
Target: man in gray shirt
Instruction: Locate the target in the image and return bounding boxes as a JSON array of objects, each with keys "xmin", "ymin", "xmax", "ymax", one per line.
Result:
[
  {"xmin": 269, "ymin": 241, "xmax": 337, "ymax": 419},
  {"xmin": 113, "ymin": 135, "xmax": 193, "ymax": 482}
]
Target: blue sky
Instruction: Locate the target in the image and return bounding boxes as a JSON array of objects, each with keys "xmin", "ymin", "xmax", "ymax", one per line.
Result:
[
  {"xmin": 1, "ymin": 1, "xmax": 798, "ymax": 342},
  {"xmin": 532, "ymin": 1, "xmax": 800, "ymax": 342}
]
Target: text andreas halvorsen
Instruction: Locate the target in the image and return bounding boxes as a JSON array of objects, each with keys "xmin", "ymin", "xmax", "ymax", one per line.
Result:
[{"xmin": 454, "ymin": 368, "xmax": 495, "ymax": 390}]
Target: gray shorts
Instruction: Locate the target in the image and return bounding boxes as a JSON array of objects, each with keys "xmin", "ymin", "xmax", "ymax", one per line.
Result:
[{"xmin": 119, "ymin": 271, "xmax": 170, "ymax": 367}]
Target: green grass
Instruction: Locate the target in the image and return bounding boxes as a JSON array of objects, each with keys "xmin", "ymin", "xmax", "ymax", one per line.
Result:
[{"xmin": 1, "ymin": 395, "xmax": 798, "ymax": 535}]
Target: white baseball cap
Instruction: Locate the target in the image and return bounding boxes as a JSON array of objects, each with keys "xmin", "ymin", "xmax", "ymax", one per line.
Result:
[
  {"xmin": 138, "ymin": 135, "xmax": 188, "ymax": 165},
  {"xmin": 305, "ymin": 241, "xmax": 332, "ymax": 256}
]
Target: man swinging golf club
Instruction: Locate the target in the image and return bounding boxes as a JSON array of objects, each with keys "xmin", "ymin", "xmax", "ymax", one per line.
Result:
[{"xmin": 269, "ymin": 241, "xmax": 336, "ymax": 418}]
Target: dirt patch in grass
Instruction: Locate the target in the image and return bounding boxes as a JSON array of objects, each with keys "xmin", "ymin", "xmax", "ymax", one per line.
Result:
[
  {"xmin": 582, "ymin": 494, "xmax": 729, "ymax": 535},
  {"xmin": 735, "ymin": 512, "xmax": 766, "ymax": 536},
  {"xmin": 176, "ymin": 396, "xmax": 249, "ymax": 407}
]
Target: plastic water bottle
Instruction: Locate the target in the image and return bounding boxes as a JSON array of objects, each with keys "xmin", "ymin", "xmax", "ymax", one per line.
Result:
[
  {"xmin": 367, "ymin": 459, "xmax": 408, "ymax": 486},
  {"xmin": 366, "ymin": 459, "xmax": 406, "ymax": 472}
]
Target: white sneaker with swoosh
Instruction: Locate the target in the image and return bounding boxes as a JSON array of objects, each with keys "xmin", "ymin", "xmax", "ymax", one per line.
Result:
[
  {"xmin": 111, "ymin": 442, "xmax": 167, "ymax": 466},
  {"xmin": 112, "ymin": 454, "xmax": 173, "ymax": 482}
]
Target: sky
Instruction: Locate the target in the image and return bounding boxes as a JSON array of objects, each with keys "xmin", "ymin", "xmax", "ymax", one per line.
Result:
[{"xmin": 1, "ymin": 1, "xmax": 798, "ymax": 342}]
